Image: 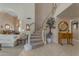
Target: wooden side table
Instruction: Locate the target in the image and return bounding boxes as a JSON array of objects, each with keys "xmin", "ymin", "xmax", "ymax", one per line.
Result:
[
  {"xmin": 67, "ymin": 33, "xmax": 73, "ymax": 45},
  {"xmin": 58, "ymin": 32, "xmax": 73, "ymax": 45},
  {"xmin": 0, "ymin": 43, "xmax": 2, "ymax": 50}
]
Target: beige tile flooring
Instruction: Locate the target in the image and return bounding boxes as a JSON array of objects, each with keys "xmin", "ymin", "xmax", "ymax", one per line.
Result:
[
  {"xmin": 0, "ymin": 45, "xmax": 23, "ymax": 56},
  {"xmin": 0, "ymin": 40, "xmax": 79, "ymax": 56},
  {"xmin": 20, "ymin": 40, "xmax": 79, "ymax": 56}
]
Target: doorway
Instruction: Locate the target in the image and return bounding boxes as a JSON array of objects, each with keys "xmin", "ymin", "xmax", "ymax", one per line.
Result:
[{"xmin": 71, "ymin": 20, "xmax": 79, "ymax": 43}]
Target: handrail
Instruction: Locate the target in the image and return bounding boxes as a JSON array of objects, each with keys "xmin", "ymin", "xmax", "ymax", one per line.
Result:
[
  {"xmin": 29, "ymin": 22, "xmax": 35, "ymax": 33},
  {"xmin": 41, "ymin": 4, "xmax": 57, "ymax": 44},
  {"xmin": 41, "ymin": 10, "xmax": 53, "ymax": 28},
  {"xmin": 41, "ymin": 3, "xmax": 57, "ymax": 30}
]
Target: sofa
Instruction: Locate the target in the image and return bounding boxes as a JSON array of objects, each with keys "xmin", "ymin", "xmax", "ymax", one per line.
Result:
[{"xmin": 0, "ymin": 34, "xmax": 19, "ymax": 47}]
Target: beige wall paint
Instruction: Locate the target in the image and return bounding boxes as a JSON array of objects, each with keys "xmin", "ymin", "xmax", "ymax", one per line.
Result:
[
  {"xmin": 0, "ymin": 3, "xmax": 35, "ymax": 33},
  {"xmin": 54, "ymin": 3, "xmax": 72, "ymax": 17},
  {"xmin": 35, "ymin": 3, "xmax": 53, "ymax": 31},
  {"xmin": 0, "ymin": 12, "xmax": 19, "ymax": 31}
]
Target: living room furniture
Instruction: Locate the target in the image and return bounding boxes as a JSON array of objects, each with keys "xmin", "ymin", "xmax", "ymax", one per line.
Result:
[
  {"xmin": 58, "ymin": 21, "xmax": 69, "ymax": 31},
  {"xmin": 16, "ymin": 31, "xmax": 27, "ymax": 45},
  {"xmin": 58, "ymin": 21, "xmax": 73, "ymax": 45},
  {"xmin": 17, "ymin": 39, "xmax": 26, "ymax": 45},
  {"xmin": 58, "ymin": 32, "xmax": 73, "ymax": 45},
  {"xmin": 0, "ymin": 34, "xmax": 19, "ymax": 47}
]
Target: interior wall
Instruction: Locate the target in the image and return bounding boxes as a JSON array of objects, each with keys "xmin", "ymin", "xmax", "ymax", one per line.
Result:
[
  {"xmin": 0, "ymin": 12, "xmax": 19, "ymax": 31},
  {"xmin": 0, "ymin": 3, "xmax": 35, "ymax": 33},
  {"xmin": 52, "ymin": 17, "xmax": 71, "ymax": 43},
  {"xmin": 35, "ymin": 3, "xmax": 53, "ymax": 31},
  {"xmin": 54, "ymin": 3, "xmax": 72, "ymax": 17}
]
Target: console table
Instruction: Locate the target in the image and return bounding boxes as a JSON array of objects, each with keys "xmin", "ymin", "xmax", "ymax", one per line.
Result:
[{"xmin": 58, "ymin": 32, "xmax": 73, "ymax": 45}]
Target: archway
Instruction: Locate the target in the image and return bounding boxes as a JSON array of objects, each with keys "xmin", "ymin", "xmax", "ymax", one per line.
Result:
[{"xmin": 0, "ymin": 9, "xmax": 20, "ymax": 34}]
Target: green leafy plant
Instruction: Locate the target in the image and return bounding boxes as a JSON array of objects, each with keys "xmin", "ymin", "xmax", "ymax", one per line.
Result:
[{"xmin": 46, "ymin": 17, "xmax": 55, "ymax": 35}]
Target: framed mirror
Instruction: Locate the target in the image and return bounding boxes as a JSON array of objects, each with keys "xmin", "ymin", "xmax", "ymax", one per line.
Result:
[
  {"xmin": 58, "ymin": 21, "xmax": 69, "ymax": 31},
  {"xmin": 5, "ymin": 24, "xmax": 10, "ymax": 30}
]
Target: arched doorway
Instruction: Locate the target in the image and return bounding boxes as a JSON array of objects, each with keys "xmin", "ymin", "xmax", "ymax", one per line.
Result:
[{"xmin": 0, "ymin": 9, "xmax": 20, "ymax": 34}]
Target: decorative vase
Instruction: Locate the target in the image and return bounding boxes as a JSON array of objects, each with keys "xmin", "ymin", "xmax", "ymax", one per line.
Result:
[{"xmin": 46, "ymin": 32, "xmax": 53, "ymax": 44}]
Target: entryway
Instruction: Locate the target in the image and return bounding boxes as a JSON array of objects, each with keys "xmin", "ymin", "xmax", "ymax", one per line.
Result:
[{"xmin": 71, "ymin": 20, "xmax": 79, "ymax": 44}]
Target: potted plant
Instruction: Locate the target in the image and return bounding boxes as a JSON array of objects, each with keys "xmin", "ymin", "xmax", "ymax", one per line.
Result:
[{"xmin": 46, "ymin": 17, "xmax": 55, "ymax": 43}]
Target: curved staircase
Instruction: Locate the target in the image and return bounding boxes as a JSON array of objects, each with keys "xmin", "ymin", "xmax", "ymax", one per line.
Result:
[{"xmin": 30, "ymin": 31, "xmax": 44, "ymax": 49}]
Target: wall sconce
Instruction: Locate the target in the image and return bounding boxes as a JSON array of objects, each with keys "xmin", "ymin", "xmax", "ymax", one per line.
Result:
[
  {"xmin": 5, "ymin": 24, "xmax": 10, "ymax": 30},
  {"xmin": 26, "ymin": 17, "xmax": 31, "ymax": 31},
  {"xmin": 26, "ymin": 24, "xmax": 30, "ymax": 31}
]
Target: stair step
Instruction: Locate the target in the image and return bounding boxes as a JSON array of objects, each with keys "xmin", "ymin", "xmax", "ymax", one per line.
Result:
[
  {"xmin": 30, "ymin": 38, "xmax": 42, "ymax": 40},
  {"xmin": 31, "ymin": 35, "xmax": 41, "ymax": 37},
  {"xmin": 31, "ymin": 39, "xmax": 43, "ymax": 43},
  {"xmin": 31, "ymin": 41, "xmax": 43, "ymax": 46},
  {"xmin": 31, "ymin": 33, "xmax": 41, "ymax": 36},
  {"xmin": 29, "ymin": 30, "xmax": 44, "ymax": 49},
  {"xmin": 34, "ymin": 32, "xmax": 41, "ymax": 34},
  {"xmin": 31, "ymin": 34, "xmax": 40, "ymax": 36},
  {"xmin": 33, "ymin": 32, "xmax": 41, "ymax": 35},
  {"xmin": 30, "ymin": 36, "xmax": 41, "ymax": 39}
]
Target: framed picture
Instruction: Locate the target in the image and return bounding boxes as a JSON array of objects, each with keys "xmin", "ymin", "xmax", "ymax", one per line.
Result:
[{"xmin": 58, "ymin": 21, "xmax": 69, "ymax": 31}]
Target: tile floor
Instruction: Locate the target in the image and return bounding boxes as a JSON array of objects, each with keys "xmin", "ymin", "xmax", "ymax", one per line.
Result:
[
  {"xmin": 0, "ymin": 45, "xmax": 23, "ymax": 56},
  {"xmin": 20, "ymin": 40, "xmax": 79, "ymax": 56},
  {"xmin": 0, "ymin": 40, "xmax": 79, "ymax": 56}
]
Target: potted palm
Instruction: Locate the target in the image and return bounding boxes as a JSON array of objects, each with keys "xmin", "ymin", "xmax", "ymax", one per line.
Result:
[{"xmin": 46, "ymin": 17, "xmax": 55, "ymax": 43}]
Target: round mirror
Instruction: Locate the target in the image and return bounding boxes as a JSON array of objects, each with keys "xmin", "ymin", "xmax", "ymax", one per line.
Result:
[
  {"xmin": 5, "ymin": 24, "xmax": 10, "ymax": 30},
  {"xmin": 58, "ymin": 21, "xmax": 69, "ymax": 31}
]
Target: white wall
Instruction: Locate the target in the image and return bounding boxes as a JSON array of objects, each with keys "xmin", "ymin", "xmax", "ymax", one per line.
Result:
[{"xmin": 0, "ymin": 3, "xmax": 35, "ymax": 33}]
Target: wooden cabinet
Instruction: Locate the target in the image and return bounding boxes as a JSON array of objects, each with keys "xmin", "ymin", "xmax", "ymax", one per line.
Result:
[{"xmin": 58, "ymin": 32, "xmax": 73, "ymax": 45}]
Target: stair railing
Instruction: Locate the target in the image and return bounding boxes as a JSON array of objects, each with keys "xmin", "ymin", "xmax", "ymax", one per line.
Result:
[{"xmin": 41, "ymin": 3, "xmax": 57, "ymax": 45}]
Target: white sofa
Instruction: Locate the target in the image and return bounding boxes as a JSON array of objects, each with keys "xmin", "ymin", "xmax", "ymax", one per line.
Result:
[{"xmin": 0, "ymin": 34, "xmax": 19, "ymax": 47}]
